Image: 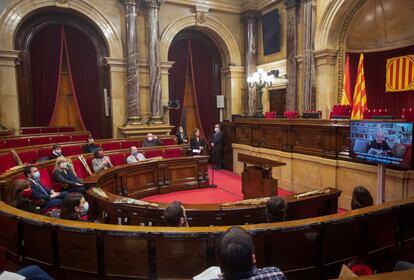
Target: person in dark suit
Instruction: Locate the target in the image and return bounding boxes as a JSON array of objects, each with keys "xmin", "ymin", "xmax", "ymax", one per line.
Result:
[
  {"xmin": 48, "ymin": 144, "xmax": 64, "ymax": 160},
  {"xmin": 142, "ymin": 133, "xmax": 163, "ymax": 147},
  {"xmin": 23, "ymin": 165, "xmax": 67, "ymax": 210},
  {"xmin": 176, "ymin": 126, "xmax": 188, "ymax": 144},
  {"xmin": 82, "ymin": 136, "xmax": 99, "ymax": 154},
  {"xmin": 210, "ymin": 124, "xmax": 224, "ymax": 169},
  {"xmin": 53, "ymin": 157, "xmax": 85, "ymax": 193},
  {"xmin": 190, "ymin": 128, "xmax": 206, "ymax": 155}
]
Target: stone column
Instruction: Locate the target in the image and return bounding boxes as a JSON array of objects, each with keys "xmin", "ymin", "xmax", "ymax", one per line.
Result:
[
  {"xmin": 0, "ymin": 49, "xmax": 20, "ymax": 131},
  {"xmin": 241, "ymin": 10, "xmax": 260, "ymax": 116},
  {"xmin": 302, "ymin": 0, "xmax": 316, "ymax": 111},
  {"xmin": 145, "ymin": 0, "xmax": 164, "ymax": 124},
  {"xmin": 284, "ymin": 0, "xmax": 299, "ymax": 111},
  {"xmin": 122, "ymin": 0, "xmax": 142, "ymax": 124}
]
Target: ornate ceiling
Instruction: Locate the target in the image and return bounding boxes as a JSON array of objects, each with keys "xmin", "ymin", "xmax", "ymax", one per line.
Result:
[
  {"xmin": 347, "ymin": 0, "xmax": 414, "ymax": 51},
  {"xmin": 165, "ymin": 0, "xmax": 280, "ymax": 13}
]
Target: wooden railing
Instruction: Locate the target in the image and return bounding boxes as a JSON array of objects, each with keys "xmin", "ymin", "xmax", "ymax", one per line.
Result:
[{"xmin": 0, "ymin": 196, "xmax": 413, "ymax": 279}]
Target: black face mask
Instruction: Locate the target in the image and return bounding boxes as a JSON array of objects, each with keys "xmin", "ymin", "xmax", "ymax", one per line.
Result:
[{"xmin": 97, "ymin": 154, "xmax": 104, "ymax": 159}]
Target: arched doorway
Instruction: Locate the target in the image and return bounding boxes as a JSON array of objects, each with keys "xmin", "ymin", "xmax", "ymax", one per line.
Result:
[
  {"xmin": 168, "ymin": 30, "xmax": 222, "ymax": 139},
  {"xmin": 15, "ymin": 9, "xmax": 111, "ymax": 138}
]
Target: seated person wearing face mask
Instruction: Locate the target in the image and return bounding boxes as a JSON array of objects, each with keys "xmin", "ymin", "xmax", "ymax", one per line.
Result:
[
  {"xmin": 82, "ymin": 136, "xmax": 99, "ymax": 154},
  {"xmin": 142, "ymin": 133, "xmax": 163, "ymax": 147},
  {"xmin": 13, "ymin": 179, "xmax": 40, "ymax": 214},
  {"xmin": 59, "ymin": 192, "xmax": 89, "ymax": 221},
  {"xmin": 92, "ymin": 148, "xmax": 113, "ymax": 173},
  {"xmin": 126, "ymin": 146, "xmax": 146, "ymax": 163},
  {"xmin": 176, "ymin": 126, "xmax": 188, "ymax": 144},
  {"xmin": 53, "ymin": 157, "xmax": 85, "ymax": 193},
  {"xmin": 48, "ymin": 144, "xmax": 64, "ymax": 160},
  {"xmin": 23, "ymin": 165, "xmax": 67, "ymax": 210}
]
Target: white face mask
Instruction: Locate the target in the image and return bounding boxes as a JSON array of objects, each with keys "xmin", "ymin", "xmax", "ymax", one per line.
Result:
[
  {"xmin": 60, "ymin": 162, "xmax": 68, "ymax": 169},
  {"xmin": 148, "ymin": 137, "xmax": 154, "ymax": 141},
  {"xmin": 55, "ymin": 149, "xmax": 62, "ymax": 155},
  {"xmin": 214, "ymin": 127, "xmax": 219, "ymax": 132}
]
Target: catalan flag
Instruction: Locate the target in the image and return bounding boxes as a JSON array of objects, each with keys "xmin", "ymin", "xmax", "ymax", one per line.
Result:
[
  {"xmin": 351, "ymin": 53, "xmax": 367, "ymax": 120},
  {"xmin": 340, "ymin": 55, "xmax": 352, "ymax": 105},
  {"xmin": 386, "ymin": 55, "xmax": 414, "ymax": 92}
]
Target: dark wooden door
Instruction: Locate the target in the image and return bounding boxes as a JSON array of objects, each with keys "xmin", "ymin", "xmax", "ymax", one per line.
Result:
[{"xmin": 269, "ymin": 89, "xmax": 286, "ymax": 117}]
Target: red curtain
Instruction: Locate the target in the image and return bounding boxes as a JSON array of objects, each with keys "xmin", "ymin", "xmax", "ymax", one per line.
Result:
[
  {"xmin": 168, "ymin": 39, "xmax": 189, "ymax": 134},
  {"xmin": 348, "ymin": 45, "xmax": 414, "ymax": 117},
  {"xmin": 29, "ymin": 25, "xmax": 63, "ymax": 125},
  {"xmin": 64, "ymin": 25, "xmax": 105, "ymax": 139},
  {"xmin": 188, "ymin": 38, "xmax": 219, "ymax": 140}
]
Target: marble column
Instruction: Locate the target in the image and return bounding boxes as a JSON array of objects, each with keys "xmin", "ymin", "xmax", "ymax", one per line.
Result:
[
  {"xmin": 146, "ymin": 0, "xmax": 164, "ymax": 124},
  {"xmin": 241, "ymin": 10, "xmax": 260, "ymax": 116},
  {"xmin": 285, "ymin": 0, "xmax": 299, "ymax": 111},
  {"xmin": 123, "ymin": 0, "xmax": 142, "ymax": 125},
  {"xmin": 302, "ymin": 0, "xmax": 316, "ymax": 111}
]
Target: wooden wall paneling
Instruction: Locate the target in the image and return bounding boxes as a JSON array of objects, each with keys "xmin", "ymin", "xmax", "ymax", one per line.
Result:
[
  {"xmin": 102, "ymin": 230, "xmax": 150, "ymax": 279},
  {"xmin": 322, "ymin": 127, "xmax": 338, "ymax": 159},
  {"xmin": 261, "ymin": 124, "xmax": 285, "ymax": 150},
  {"xmin": 124, "ymin": 166, "xmax": 159, "ymax": 198},
  {"xmin": 234, "ymin": 124, "xmax": 252, "ymax": 145},
  {"xmin": 155, "ymin": 234, "xmax": 210, "ymax": 279},
  {"xmin": 21, "ymin": 220, "xmax": 54, "ymax": 266},
  {"xmin": 57, "ymin": 226, "xmax": 98, "ymax": 274},
  {"xmin": 251, "ymin": 124, "xmax": 261, "ymax": 147},
  {"xmin": 291, "ymin": 126, "xmax": 325, "ymax": 156}
]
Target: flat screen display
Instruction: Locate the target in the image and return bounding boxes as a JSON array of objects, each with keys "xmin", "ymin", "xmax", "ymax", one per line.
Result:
[{"xmin": 350, "ymin": 121, "xmax": 413, "ymax": 168}]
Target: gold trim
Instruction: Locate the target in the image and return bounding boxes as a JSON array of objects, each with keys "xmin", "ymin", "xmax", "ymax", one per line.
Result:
[{"xmin": 336, "ymin": 0, "xmax": 367, "ymax": 103}]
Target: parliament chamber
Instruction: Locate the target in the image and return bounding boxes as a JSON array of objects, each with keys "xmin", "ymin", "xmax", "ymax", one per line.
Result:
[{"xmin": 1, "ymin": 0, "xmax": 414, "ymax": 279}]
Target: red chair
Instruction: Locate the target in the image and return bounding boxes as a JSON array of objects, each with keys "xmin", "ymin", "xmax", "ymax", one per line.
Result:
[
  {"xmin": 163, "ymin": 148, "xmax": 182, "ymax": 159},
  {"xmin": 18, "ymin": 150, "xmax": 39, "ymax": 164},
  {"xmin": 121, "ymin": 140, "xmax": 138, "ymax": 149},
  {"xmin": 0, "ymin": 152, "xmax": 17, "ymax": 173},
  {"xmin": 162, "ymin": 138, "xmax": 176, "ymax": 146},
  {"xmin": 62, "ymin": 145, "xmax": 82, "ymax": 156},
  {"xmin": 50, "ymin": 135, "xmax": 71, "ymax": 143},
  {"xmin": 71, "ymin": 158, "xmax": 89, "ymax": 179},
  {"xmin": 101, "ymin": 142, "xmax": 122, "ymax": 151},
  {"xmin": 264, "ymin": 111, "xmax": 276, "ymax": 118},
  {"xmin": 30, "ymin": 137, "xmax": 51, "ymax": 146},
  {"xmin": 20, "ymin": 128, "xmax": 41, "ymax": 134},
  {"xmin": 284, "ymin": 111, "xmax": 298, "ymax": 119},
  {"xmin": 6, "ymin": 138, "xmax": 30, "ymax": 148},
  {"xmin": 144, "ymin": 149, "xmax": 163, "ymax": 158},
  {"xmin": 71, "ymin": 134, "xmax": 89, "ymax": 142},
  {"xmin": 109, "ymin": 153, "xmax": 126, "ymax": 166},
  {"xmin": 136, "ymin": 140, "xmax": 143, "ymax": 147},
  {"xmin": 42, "ymin": 127, "xmax": 58, "ymax": 133},
  {"xmin": 38, "ymin": 147, "xmax": 52, "ymax": 159},
  {"xmin": 58, "ymin": 127, "xmax": 75, "ymax": 132}
]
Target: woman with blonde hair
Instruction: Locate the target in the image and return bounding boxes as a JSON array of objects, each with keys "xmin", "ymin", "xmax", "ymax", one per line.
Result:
[{"xmin": 53, "ymin": 157, "xmax": 85, "ymax": 193}]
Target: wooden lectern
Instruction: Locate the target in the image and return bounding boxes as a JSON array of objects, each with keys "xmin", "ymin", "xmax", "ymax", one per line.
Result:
[{"xmin": 238, "ymin": 154, "xmax": 286, "ymax": 199}]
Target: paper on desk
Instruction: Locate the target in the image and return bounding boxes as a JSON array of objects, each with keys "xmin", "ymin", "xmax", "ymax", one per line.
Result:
[
  {"xmin": 0, "ymin": 271, "xmax": 26, "ymax": 280},
  {"xmin": 192, "ymin": 149, "xmax": 201, "ymax": 154},
  {"xmin": 193, "ymin": 266, "xmax": 221, "ymax": 280}
]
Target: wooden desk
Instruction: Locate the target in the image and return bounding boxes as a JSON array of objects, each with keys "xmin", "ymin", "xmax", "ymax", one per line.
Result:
[{"xmin": 238, "ymin": 153, "xmax": 286, "ymax": 199}]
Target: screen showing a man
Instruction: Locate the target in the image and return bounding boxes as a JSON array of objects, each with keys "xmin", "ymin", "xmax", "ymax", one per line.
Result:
[{"xmin": 350, "ymin": 121, "xmax": 413, "ymax": 168}]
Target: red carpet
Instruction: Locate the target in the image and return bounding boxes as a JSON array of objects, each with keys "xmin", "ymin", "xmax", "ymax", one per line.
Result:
[{"xmin": 144, "ymin": 165, "xmax": 293, "ymax": 204}]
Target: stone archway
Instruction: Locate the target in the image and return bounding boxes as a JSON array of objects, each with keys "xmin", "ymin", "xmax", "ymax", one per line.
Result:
[
  {"xmin": 313, "ymin": 0, "xmax": 367, "ymax": 116},
  {"xmin": 0, "ymin": 0, "xmax": 125, "ymax": 135},
  {"xmin": 160, "ymin": 15, "xmax": 244, "ymax": 119}
]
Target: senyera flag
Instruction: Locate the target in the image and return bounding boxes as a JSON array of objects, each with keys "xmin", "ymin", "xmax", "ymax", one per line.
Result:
[
  {"xmin": 351, "ymin": 53, "xmax": 367, "ymax": 120},
  {"xmin": 340, "ymin": 55, "xmax": 352, "ymax": 106},
  {"xmin": 386, "ymin": 55, "xmax": 414, "ymax": 92}
]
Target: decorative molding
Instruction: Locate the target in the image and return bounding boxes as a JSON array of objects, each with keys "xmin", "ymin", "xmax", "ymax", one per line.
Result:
[
  {"xmin": 56, "ymin": 0, "xmax": 70, "ymax": 7},
  {"xmin": 336, "ymin": 0, "xmax": 367, "ymax": 103},
  {"xmin": 313, "ymin": 49, "xmax": 337, "ymax": 66},
  {"xmin": 240, "ymin": 10, "xmax": 261, "ymax": 23},
  {"xmin": 104, "ymin": 57, "xmax": 127, "ymax": 72},
  {"xmin": 0, "ymin": 49, "xmax": 20, "ymax": 67},
  {"xmin": 284, "ymin": 0, "xmax": 299, "ymax": 9},
  {"xmin": 195, "ymin": 5, "xmax": 209, "ymax": 25}
]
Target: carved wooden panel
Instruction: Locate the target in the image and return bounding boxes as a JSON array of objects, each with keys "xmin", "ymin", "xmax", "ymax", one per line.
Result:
[
  {"xmin": 124, "ymin": 168, "xmax": 158, "ymax": 197},
  {"xmin": 292, "ymin": 127, "xmax": 325, "ymax": 156},
  {"xmin": 234, "ymin": 125, "xmax": 252, "ymax": 145},
  {"xmin": 261, "ymin": 124, "xmax": 286, "ymax": 150}
]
